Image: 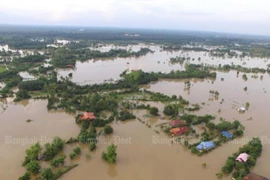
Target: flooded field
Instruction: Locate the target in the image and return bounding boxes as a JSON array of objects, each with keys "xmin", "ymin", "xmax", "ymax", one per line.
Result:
[
  {"xmin": 57, "ymin": 45, "xmax": 269, "ymax": 85},
  {"xmin": 1, "ymin": 46, "xmax": 270, "ymax": 180},
  {"xmin": 0, "ymin": 100, "xmax": 79, "ymax": 180}
]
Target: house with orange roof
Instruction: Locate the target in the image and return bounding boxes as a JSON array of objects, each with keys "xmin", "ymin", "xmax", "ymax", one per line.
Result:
[{"xmin": 79, "ymin": 112, "xmax": 96, "ymax": 121}]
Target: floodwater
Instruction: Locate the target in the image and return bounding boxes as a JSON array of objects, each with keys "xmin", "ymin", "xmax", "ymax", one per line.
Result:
[
  {"xmin": 0, "ymin": 100, "xmax": 79, "ymax": 180},
  {"xmin": 1, "ymin": 46, "xmax": 270, "ymax": 180},
  {"xmin": 57, "ymin": 45, "xmax": 269, "ymax": 85}
]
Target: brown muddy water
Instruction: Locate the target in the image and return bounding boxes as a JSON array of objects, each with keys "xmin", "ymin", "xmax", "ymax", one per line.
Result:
[
  {"xmin": 1, "ymin": 47, "xmax": 270, "ymax": 180},
  {"xmin": 57, "ymin": 45, "xmax": 268, "ymax": 85}
]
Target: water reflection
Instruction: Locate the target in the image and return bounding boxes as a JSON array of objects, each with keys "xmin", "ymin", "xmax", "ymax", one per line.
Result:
[{"xmin": 107, "ymin": 164, "xmax": 118, "ymax": 178}]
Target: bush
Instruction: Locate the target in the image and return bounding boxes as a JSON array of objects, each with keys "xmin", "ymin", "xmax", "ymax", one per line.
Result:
[
  {"xmin": 51, "ymin": 155, "xmax": 66, "ymax": 167},
  {"xmin": 104, "ymin": 125, "xmax": 113, "ymax": 134},
  {"xmin": 89, "ymin": 143, "xmax": 96, "ymax": 151},
  {"xmin": 22, "ymin": 143, "xmax": 41, "ymax": 166},
  {"xmin": 41, "ymin": 168, "xmax": 54, "ymax": 180},
  {"xmin": 149, "ymin": 107, "xmax": 159, "ymax": 116},
  {"xmin": 163, "ymin": 104, "xmax": 178, "ymax": 116},
  {"xmin": 19, "ymin": 172, "xmax": 31, "ymax": 180},
  {"xmin": 70, "ymin": 147, "xmax": 81, "ymax": 159},
  {"xmin": 26, "ymin": 160, "xmax": 40, "ymax": 174}
]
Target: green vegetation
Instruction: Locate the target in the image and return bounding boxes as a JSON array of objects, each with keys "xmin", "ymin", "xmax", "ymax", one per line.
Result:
[
  {"xmin": 102, "ymin": 144, "xmax": 117, "ymax": 164},
  {"xmin": 163, "ymin": 104, "xmax": 179, "ymax": 116},
  {"xmin": 19, "ymin": 172, "xmax": 31, "ymax": 180},
  {"xmin": 43, "ymin": 137, "xmax": 64, "ymax": 161},
  {"xmin": 51, "ymin": 155, "xmax": 66, "ymax": 167},
  {"xmin": 0, "ymin": 65, "xmax": 6, "ymax": 73},
  {"xmin": 26, "ymin": 160, "xmax": 40, "ymax": 174},
  {"xmin": 149, "ymin": 107, "xmax": 159, "ymax": 116},
  {"xmin": 22, "ymin": 143, "xmax": 41, "ymax": 166},
  {"xmin": 117, "ymin": 110, "xmax": 136, "ymax": 121},
  {"xmin": 70, "ymin": 147, "xmax": 81, "ymax": 159},
  {"xmin": 41, "ymin": 168, "xmax": 54, "ymax": 180}
]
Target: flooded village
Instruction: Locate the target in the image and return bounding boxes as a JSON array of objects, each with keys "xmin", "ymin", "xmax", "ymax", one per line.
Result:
[{"xmin": 0, "ymin": 28, "xmax": 270, "ymax": 180}]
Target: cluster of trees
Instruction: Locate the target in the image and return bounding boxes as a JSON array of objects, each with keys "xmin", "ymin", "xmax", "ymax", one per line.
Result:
[
  {"xmin": 42, "ymin": 137, "xmax": 64, "ymax": 161},
  {"xmin": 70, "ymin": 147, "xmax": 81, "ymax": 159},
  {"xmin": 181, "ymin": 114, "xmax": 215, "ymax": 125},
  {"xmin": 169, "ymin": 56, "xmax": 186, "ymax": 64},
  {"xmin": 51, "ymin": 47, "xmax": 153, "ymax": 67},
  {"xmin": 221, "ymin": 138, "xmax": 263, "ymax": 179},
  {"xmin": 102, "ymin": 144, "xmax": 117, "ymax": 164},
  {"xmin": 18, "ymin": 80, "xmax": 44, "ymax": 91},
  {"xmin": 55, "ymin": 93, "xmax": 119, "ymax": 113},
  {"xmin": 156, "ymin": 64, "xmax": 217, "ymax": 79},
  {"xmin": 51, "ymin": 155, "xmax": 66, "ymax": 167},
  {"xmin": 14, "ymin": 89, "xmax": 31, "ymax": 101},
  {"xmin": 122, "ymin": 70, "xmax": 158, "ymax": 85},
  {"xmin": 77, "ymin": 125, "xmax": 97, "ymax": 144},
  {"xmin": 163, "ymin": 104, "xmax": 180, "ymax": 116},
  {"xmin": 207, "ymin": 64, "xmax": 269, "ymax": 74},
  {"xmin": 117, "ymin": 110, "xmax": 136, "ymax": 121},
  {"xmin": 13, "ymin": 54, "xmax": 45, "ymax": 63}
]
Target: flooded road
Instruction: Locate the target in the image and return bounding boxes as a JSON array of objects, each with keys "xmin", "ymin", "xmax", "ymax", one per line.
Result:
[{"xmin": 1, "ymin": 46, "xmax": 270, "ymax": 180}]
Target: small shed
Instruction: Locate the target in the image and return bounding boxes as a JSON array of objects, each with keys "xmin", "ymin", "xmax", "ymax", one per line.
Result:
[
  {"xmin": 236, "ymin": 153, "xmax": 249, "ymax": 162},
  {"xmin": 221, "ymin": 131, "xmax": 233, "ymax": 139}
]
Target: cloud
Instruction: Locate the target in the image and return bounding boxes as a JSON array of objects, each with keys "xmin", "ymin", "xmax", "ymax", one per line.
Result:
[{"xmin": 0, "ymin": 0, "xmax": 270, "ymax": 35}]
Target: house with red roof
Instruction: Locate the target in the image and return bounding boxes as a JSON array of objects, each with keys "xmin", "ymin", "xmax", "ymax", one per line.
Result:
[{"xmin": 170, "ymin": 126, "xmax": 189, "ymax": 136}]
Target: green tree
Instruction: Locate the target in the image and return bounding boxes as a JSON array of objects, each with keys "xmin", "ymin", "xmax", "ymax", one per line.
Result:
[
  {"xmin": 26, "ymin": 160, "xmax": 40, "ymax": 174},
  {"xmin": 163, "ymin": 104, "xmax": 178, "ymax": 116},
  {"xmin": 102, "ymin": 144, "xmax": 117, "ymax": 164},
  {"xmin": 149, "ymin": 107, "xmax": 159, "ymax": 116}
]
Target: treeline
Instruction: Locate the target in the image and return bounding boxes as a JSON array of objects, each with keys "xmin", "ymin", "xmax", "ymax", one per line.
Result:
[
  {"xmin": 18, "ymin": 80, "xmax": 44, "ymax": 91},
  {"xmin": 163, "ymin": 46, "xmax": 209, "ymax": 52},
  {"xmin": 51, "ymin": 47, "xmax": 153, "ymax": 67},
  {"xmin": 157, "ymin": 64, "xmax": 217, "ymax": 79},
  {"xmin": 204, "ymin": 64, "xmax": 270, "ymax": 74},
  {"xmin": 13, "ymin": 54, "xmax": 46, "ymax": 63}
]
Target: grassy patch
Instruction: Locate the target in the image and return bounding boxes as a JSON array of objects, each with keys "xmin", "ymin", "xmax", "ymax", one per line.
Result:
[
  {"xmin": 54, "ymin": 164, "xmax": 78, "ymax": 179},
  {"xmin": 0, "ymin": 66, "xmax": 7, "ymax": 73}
]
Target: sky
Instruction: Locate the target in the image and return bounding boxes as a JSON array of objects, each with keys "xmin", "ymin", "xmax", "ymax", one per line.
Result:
[{"xmin": 0, "ymin": 0, "xmax": 270, "ymax": 35}]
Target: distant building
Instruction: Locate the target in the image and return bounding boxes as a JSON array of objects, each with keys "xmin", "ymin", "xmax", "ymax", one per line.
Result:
[{"xmin": 236, "ymin": 153, "xmax": 249, "ymax": 162}]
